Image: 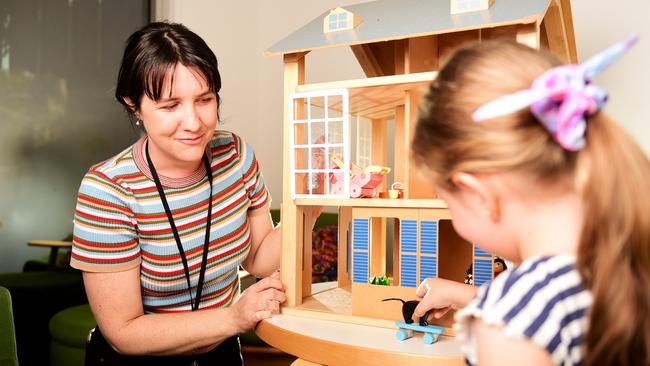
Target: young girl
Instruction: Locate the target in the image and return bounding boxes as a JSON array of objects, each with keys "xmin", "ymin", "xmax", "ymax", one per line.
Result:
[{"xmin": 411, "ymin": 37, "xmax": 649, "ymax": 366}]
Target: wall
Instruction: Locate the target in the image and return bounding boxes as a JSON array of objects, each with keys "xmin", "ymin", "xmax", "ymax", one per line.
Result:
[
  {"xmin": 154, "ymin": 0, "xmax": 366, "ymax": 208},
  {"xmin": 155, "ymin": 0, "xmax": 649, "ymax": 211},
  {"xmin": 572, "ymin": 0, "xmax": 649, "ymax": 152},
  {"xmin": 0, "ymin": 0, "xmax": 149, "ymax": 272}
]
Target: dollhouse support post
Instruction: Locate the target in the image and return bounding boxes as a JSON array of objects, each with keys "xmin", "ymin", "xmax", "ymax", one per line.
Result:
[
  {"xmin": 393, "ymin": 105, "xmax": 406, "ymax": 195},
  {"xmin": 302, "ymin": 207, "xmax": 313, "ymax": 296},
  {"xmin": 405, "ymin": 88, "xmax": 428, "ymax": 198},
  {"xmin": 542, "ymin": 0, "xmax": 571, "ymax": 63},
  {"xmin": 371, "ymin": 118, "xmax": 386, "ymax": 192},
  {"xmin": 338, "ymin": 206, "xmax": 352, "ymax": 289},
  {"xmin": 557, "ymin": 0, "xmax": 578, "ymax": 63},
  {"xmin": 370, "ymin": 217, "xmax": 386, "ymax": 277},
  {"xmin": 281, "ymin": 52, "xmax": 307, "ymax": 307},
  {"xmin": 392, "ymin": 219, "xmax": 400, "ymax": 286}
]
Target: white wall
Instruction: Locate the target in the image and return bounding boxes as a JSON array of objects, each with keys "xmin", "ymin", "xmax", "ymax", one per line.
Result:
[{"xmin": 155, "ymin": 0, "xmax": 650, "ymax": 208}]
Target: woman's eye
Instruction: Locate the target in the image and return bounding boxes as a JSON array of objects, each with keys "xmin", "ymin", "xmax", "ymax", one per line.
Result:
[
  {"xmin": 198, "ymin": 97, "xmax": 213, "ymax": 104},
  {"xmin": 160, "ymin": 103, "xmax": 177, "ymax": 110}
]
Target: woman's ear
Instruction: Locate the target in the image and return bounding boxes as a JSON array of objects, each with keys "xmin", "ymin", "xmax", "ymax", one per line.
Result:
[
  {"xmin": 450, "ymin": 172, "xmax": 501, "ymax": 222},
  {"xmin": 122, "ymin": 97, "xmax": 137, "ymax": 112}
]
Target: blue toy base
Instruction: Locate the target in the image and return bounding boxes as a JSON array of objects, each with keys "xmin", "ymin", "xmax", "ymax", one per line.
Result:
[{"xmin": 394, "ymin": 321, "xmax": 444, "ymax": 344}]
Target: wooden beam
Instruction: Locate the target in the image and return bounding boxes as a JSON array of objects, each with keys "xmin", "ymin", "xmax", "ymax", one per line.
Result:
[
  {"xmin": 480, "ymin": 24, "xmax": 518, "ymax": 41},
  {"xmin": 558, "ymin": 0, "xmax": 578, "ymax": 63},
  {"xmin": 370, "ymin": 217, "xmax": 386, "ymax": 277},
  {"xmin": 406, "ymin": 35, "xmax": 439, "ymax": 73},
  {"xmin": 371, "ymin": 118, "xmax": 386, "ymax": 192},
  {"xmin": 350, "ymin": 44, "xmax": 384, "ymax": 78},
  {"xmin": 281, "ymin": 52, "xmax": 305, "ymax": 307},
  {"xmin": 405, "ymin": 88, "xmax": 432, "ymax": 199},
  {"xmin": 438, "ymin": 30, "xmax": 480, "ymax": 66},
  {"xmin": 393, "ymin": 104, "xmax": 406, "ymax": 191},
  {"xmin": 295, "ymin": 71, "xmax": 436, "ymax": 93},
  {"xmin": 394, "ymin": 39, "xmax": 407, "ymax": 74},
  {"xmin": 542, "ymin": 0, "xmax": 570, "ymax": 63},
  {"xmin": 302, "ymin": 208, "xmax": 313, "ymax": 297},
  {"xmin": 337, "ymin": 206, "xmax": 352, "ymax": 289},
  {"xmin": 283, "ymin": 51, "xmax": 309, "ymax": 63}
]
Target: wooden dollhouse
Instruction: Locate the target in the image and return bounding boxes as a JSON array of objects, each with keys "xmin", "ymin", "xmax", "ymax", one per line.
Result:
[{"xmin": 266, "ymin": 0, "xmax": 576, "ymax": 333}]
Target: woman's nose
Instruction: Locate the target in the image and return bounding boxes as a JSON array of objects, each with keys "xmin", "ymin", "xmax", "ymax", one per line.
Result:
[{"xmin": 181, "ymin": 105, "xmax": 200, "ymax": 130}]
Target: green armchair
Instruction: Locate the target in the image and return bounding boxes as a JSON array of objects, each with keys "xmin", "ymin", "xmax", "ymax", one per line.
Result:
[{"xmin": 0, "ymin": 286, "xmax": 19, "ymax": 366}]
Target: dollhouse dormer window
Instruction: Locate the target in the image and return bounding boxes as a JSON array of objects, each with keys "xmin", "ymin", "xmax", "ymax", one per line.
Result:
[
  {"xmin": 323, "ymin": 7, "xmax": 362, "ymax": 33},
  {"xmin": 450, "ymin": 0, "xmax": 494, "ymax": 15}
]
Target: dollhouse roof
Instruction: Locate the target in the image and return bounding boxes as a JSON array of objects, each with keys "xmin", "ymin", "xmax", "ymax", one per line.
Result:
[{"xmin": 265, "ymin": 0, "xmax": 551, "ymax": 56}]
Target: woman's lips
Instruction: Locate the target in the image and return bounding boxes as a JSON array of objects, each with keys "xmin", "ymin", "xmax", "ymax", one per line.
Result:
[{"xmin": 176, "ymin": 136, "xmax": 203, "ymax": 145}]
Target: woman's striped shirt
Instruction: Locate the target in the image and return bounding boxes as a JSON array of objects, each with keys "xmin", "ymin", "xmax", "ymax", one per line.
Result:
[
  {"xmin": 455, "ymin": 255, "xmax": 592, "ymax": 366},
  {"xmin": 71, "ymin": 131, "xmax": 269, "ymax": 313}
]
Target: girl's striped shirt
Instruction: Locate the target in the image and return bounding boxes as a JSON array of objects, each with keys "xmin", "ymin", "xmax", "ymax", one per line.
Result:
[
  {"xmin": 455, "ymin": 255, "xmax": 592, "ymax": 366},
  {"xmin": 71, "ymin": 131, "xmax": 269, "ymax": 313}
]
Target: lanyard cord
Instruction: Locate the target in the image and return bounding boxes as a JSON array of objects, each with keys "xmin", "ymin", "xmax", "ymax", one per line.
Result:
[{"xmin": 145, "ymin": 141, "xmax": 213, "ymax": 311}]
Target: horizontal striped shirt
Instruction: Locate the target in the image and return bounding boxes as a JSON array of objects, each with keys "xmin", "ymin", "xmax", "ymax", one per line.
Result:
[
  {"xmin": 71, "ymin": 131, "xmax": 270, "ymax": 313},
  {"xmin": 455, "ymin": 255, "xmax": 592, "ymax": 366}
]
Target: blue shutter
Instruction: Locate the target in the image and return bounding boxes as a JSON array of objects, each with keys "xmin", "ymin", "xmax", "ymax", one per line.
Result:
[
  {"xmin": 352, "ymin": 218, "xmax": 369, "ymax": 283},
  {"xmin": 473, "ymin": 245, "xmax": 492, "ymax": 286},
  {"xmin": 400, "ymin": 220, "xmax": 418, "ymax": 287}
]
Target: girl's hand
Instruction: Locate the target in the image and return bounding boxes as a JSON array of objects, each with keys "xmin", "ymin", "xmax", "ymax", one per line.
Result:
[
  {"xmin": 414, "ymin": 277, "xmax": 477, "ymax": 324},
  {"xmin": 230, "ymin": 271, "xmax": 286, "ymax": 333}
]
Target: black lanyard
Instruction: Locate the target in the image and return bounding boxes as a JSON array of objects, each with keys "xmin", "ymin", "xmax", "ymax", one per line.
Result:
[{"xmin": 145, "ymin": 141, "xmax": 213, "ymax": 311}]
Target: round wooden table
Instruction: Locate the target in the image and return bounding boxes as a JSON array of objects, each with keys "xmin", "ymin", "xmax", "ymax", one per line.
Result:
[
  {"xmin": 27, "ymin": 240, "xmax": 72, "ymax": 267},
  {"xmin": 256, "ymin": 313, "xmax": 464, "ymax": 366}
]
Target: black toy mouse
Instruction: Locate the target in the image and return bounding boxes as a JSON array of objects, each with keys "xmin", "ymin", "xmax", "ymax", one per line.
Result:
[{"xmin": 382, "ymin": 298, "xmax": 430, "ymax": 326}]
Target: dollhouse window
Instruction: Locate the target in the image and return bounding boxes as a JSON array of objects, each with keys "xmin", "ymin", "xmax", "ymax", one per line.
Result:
[
  {"xmin": 289, "ymin": 89, "xmax": 350, "ymax": 199},
  {"xmin": 328, "ymin": 12, "xmax": 348, "ymax": 30},
  {"xmin": 450, "ymin": 0, "xmax": 494, "ymax": 14},
  {"xmin": 323, "ymin": 8, "xmax": 361, "ymax": 33}
]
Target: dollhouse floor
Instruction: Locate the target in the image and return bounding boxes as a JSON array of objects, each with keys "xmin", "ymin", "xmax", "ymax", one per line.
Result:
[
  {"xmin": 282, "ymin": 282, "xmax": 397, "ymax": 329},
  {"xmin": 300, "ymin": 282, "xmax": 352, "ymax": 315}
]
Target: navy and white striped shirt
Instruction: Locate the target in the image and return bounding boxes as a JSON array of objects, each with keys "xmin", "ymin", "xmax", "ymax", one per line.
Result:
[{"xmin": 455, "ymin": 255, "xmax": 592, "ymax": 366}]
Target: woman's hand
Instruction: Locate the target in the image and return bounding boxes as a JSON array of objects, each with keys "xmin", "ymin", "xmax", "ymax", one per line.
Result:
[
  {"xmin": 414, "ymin": 277, "xmax": 478, "ymax": 324},
  {"xmin": 230, "ymin": 271, "xmax": 286, "ymax": 333}
]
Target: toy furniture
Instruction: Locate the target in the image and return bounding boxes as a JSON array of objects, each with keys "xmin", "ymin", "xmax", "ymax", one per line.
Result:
[
  {"xmin": 395, "ymin": 321, "xmax": 445, "ymax": 344},
  {"xmin": 265, "ymin": 0, "xmax": 576, "ymax": 342}
]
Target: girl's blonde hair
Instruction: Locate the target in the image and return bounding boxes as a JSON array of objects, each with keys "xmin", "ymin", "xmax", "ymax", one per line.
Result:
[{"xmin": 412, "ymin": 40, "xmax": 650, "ymax": 366}]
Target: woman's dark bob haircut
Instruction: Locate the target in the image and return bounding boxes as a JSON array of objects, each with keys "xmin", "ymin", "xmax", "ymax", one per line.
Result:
[{"xmin": 115, "ymin": 21, "xmax": 221, "ymax": 120}]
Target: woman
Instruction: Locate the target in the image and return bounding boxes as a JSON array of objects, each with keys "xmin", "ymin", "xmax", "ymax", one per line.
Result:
[{"xmin": 71, "ymin": 22, "xmax": 285, "ymax": 365}]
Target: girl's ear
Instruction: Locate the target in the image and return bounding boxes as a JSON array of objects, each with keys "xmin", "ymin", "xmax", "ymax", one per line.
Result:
[{"xmin": 451, "ymin": 172, "xmax": 501, "ymax": 222}]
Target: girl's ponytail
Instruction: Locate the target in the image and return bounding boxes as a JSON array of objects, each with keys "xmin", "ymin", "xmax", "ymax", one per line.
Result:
[{"xmin": 576, "ymin": 114, "xmax": 650, "ymax": 366}]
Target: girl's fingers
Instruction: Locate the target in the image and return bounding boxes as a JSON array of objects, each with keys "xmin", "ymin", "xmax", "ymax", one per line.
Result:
[{"xmin": 434, "ymin": 307, "xmax": 451, "ymax": 319}]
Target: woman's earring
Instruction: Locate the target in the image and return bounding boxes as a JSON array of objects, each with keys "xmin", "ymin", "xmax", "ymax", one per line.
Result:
[{"xmin": 135, "ymin": 119, "xmax": 142, "ymax": 126}]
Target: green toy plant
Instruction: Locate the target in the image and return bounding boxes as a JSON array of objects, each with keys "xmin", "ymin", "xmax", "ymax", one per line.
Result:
[{"xmin": 370, "ymin": 275, "xmax": 390, "ymax": 286}]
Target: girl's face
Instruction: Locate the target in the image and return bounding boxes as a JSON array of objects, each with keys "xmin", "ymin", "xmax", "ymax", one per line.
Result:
[
  {"xmin": 435, "ymin": 182, "xmax": 520, "ymax": 262},
  {"xmin": 137, "ymin": 64, "xmax": 217, "ymax": 176}
]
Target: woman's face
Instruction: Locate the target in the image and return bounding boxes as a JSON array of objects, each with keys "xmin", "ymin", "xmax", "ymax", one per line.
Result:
[{"xmin": 138, "ymin": 64, "xmax": 217, "ymax": 176}]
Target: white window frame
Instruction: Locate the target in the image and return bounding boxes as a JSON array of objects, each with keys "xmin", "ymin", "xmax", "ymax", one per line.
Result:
[{"xmin": 289, "ymin": 89, "xmax": 350, "ymax": 199}]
